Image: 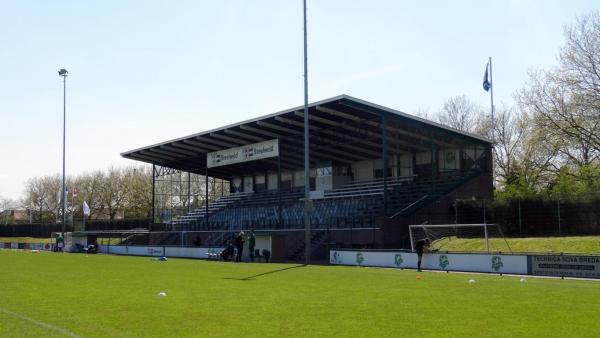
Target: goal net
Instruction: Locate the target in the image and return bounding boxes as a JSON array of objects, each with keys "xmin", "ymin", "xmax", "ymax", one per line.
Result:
[{"xmin": 408, "ymin": 223, "xmax": 512, "ymax": 253}]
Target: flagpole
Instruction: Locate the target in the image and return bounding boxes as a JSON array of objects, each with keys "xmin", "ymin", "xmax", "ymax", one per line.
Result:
[
  {"xmin": 58, "ymin": 69, "xmax": 68, "ymax": 236},
  {"xmin": 488, "ymin": 57, "xmax": 495, "ymax": 188},
  {"xmin": 489, "ymin": 57, "xmax": 494, "ymax": 139}
]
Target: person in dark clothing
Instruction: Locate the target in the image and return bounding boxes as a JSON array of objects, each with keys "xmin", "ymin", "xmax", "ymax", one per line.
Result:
[
  {"xmin": 415, "ymin": 238, "xmax": 431, "ymax": 272},
  {"xmin": 248, "ymin": 229, "xmax": 256, "ymax": 262},
  {"xmin": 87, "ymin": 239, "xmax": 98, "ymax": 254},
  {"xmin": 234, "ymin": 231, "xmax": 245, "ymax": 262},
  {"xmin": 221, "ymin": 243, "xmax": 235, "ymax": 261},
  {"xmin": 193, "ymin": 236, "xmax": 202, "ymax": 247}
]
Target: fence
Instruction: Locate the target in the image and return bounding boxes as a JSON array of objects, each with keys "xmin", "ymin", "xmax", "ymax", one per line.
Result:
[
  {"xmin": 0, "ymin": 224, "xmax": 71, "ymax": 238},
  {"xmin": 5, "ymin": 198, "xmax": 600, "ymax": 238},
  {"xmin": 452, "ymin": 198, "xmax": 600, "ymax": 236},
  {"xmin": 0, "ymin": 218, "xmax": 152, "ymax": 238}
]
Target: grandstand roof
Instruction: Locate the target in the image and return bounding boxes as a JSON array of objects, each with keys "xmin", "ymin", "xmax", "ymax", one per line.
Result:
[{"xmin": 121, "ymin": 95, "xmax": 492, "ymax": 178}]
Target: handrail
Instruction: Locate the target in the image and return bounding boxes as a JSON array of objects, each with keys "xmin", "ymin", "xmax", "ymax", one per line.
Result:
[{"xmin": 389, "ymin": 194, "xmax": 429, "ymax": 219}]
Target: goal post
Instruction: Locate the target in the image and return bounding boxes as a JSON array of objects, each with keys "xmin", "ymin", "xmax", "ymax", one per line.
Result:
[{"xmin": 408, "ymin": 223, "xmax": 511, "ymax": 254}]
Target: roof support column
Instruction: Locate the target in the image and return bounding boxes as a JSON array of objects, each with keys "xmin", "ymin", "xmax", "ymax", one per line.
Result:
[
  {"xmin": 278, "ymin": 155, "xmax": 282, "ymax": 229},
  {"xmin": 396, "ymin": 139, "xmax": 401, "ymax": 177},
  {"xmin": 169, "ymin": 169, "xmax": 173, "ymax": 230},
  {"xmin": 430, "ymin": 135, "xmax": 436, "ymax": 194},
  {"xmin": 151, "ymin": 164, "xmax": 156, "ymax": 224},
  {"xmin": 205, "ymin": 167, "xmax": 209, "ymax": 230},
  {"xmin": 187, "ymin": 172, "xmax": 191, "ymax": 214},
  {"xmin": 382, "ymin": 112, "xmax": 388, "ymax": 217}
]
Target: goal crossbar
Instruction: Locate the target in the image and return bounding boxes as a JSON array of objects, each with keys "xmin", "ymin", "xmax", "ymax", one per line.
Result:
[{"xmin": 408, "ymin": 223, "xmax": 503, "ymax": 253}]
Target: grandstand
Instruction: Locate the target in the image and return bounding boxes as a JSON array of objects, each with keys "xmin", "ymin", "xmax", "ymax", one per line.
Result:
[{"xmin": 121, "ymin": 95, "xmax": 493, "ymax": 260}]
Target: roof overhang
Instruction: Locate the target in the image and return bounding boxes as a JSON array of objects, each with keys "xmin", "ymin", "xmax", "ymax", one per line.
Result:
[{"xmin": 121, "ymin": 95, "xmax": 492, "ymax": 178}]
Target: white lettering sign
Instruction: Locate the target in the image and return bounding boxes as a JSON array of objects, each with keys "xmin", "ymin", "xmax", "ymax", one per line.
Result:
[
  {"xmin": 531, "ymin": 255, "xmax": 600, "ymax": 278},
  {"xmin": 207, "ymin": 139, "xmax": 279, "ymax": 168}
]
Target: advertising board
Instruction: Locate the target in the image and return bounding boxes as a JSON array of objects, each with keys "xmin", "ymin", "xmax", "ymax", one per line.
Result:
[
  {"xmin": 530, "ymin": 255, "xmax": 600, "ymax": 278},
  {"xmin": 207, "ymin": 139, "xmax": 279, "ymax": 168},
  {"xmin": 330, "ymin": 250, "xmax": 528, "ymax": 275}
]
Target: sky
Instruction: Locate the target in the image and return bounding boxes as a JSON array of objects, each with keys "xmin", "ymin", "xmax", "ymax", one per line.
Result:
[{"xmin": 1, "ymin": 0, "xmax": 599, "ymax": 201}]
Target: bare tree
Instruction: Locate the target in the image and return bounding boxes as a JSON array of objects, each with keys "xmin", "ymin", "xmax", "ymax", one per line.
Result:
[
  {"xmin": 22, "ymin": 175, "xmax": 62, "ymax": 223},
  {"xmin": 0, "ymin": 195, "xmax": 17, "ymax": 225},
  {"xmin": 489, "ymin": 105, "xmax": 526, "ymax": 185},
  {"xmin": 97, "ymin": 166, "xmax": 128, "ymax": 220},
  {"xmin": 23, "ymin": 177, "xmax": 48, "ymax": 223},
  {"xmin": 76, "ymin": 170, "xmax": 105, "ymax": 219},
  {"xmin": 437, "ymin": 95, "xmax": 485, "ymax": 133},
  {"xmin": 414, "ymin": 107, "xmax": 432, "ymax": 120},
  {"xmin": 519, "ymin": 12, "xmax": 600, "ymax": 166},
  {"xmin": 123, "ymin": 166, "xmax": 152, "ymax": 218}
]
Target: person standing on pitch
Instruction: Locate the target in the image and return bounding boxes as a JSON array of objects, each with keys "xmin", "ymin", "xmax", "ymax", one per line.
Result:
[
  {"xmin": 248, "ymin": 229, "xmax": 256, "ymax": 262},
  {"xmin": 234, "ymin": 231, "xmax": 245, "ymax": 262},
  {"xmin": 415, "ymin": 238, "xmax": 431, "ymax": 272},
  {"xmin": 56, "ymin": 233, "xmax": 65, "ymax": 252}
]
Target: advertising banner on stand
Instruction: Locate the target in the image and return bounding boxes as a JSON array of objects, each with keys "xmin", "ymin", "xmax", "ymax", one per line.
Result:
[{"xmin": 530, "ymin": 255, "xmax": 600, "ymax": 278}]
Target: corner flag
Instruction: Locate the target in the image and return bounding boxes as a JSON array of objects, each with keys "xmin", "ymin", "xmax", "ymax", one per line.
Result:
[
  {"xmin": 483, "ymin": 62, "xmax": 491, "ymax": 92},
  {"xmin": 83, "ymin": 201, "xmax": 91, "ymax": 217}
]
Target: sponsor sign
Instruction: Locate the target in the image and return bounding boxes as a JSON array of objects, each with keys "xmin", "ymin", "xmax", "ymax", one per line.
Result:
[
  {"xmin": 329, "ymin": 250, "xmax": 528, "ymax": 275},
  {"xmin": 29, "ymin": 243, "xmax": 45, "ymax": 250},
  {"xmin": 0, "ymin": 243, "xmax": 50, "ymax": 251},
  {"xmin": 97, "ymin": 245, "xmax": 225, "ymax": 259},
  {"xmin": 207, "ymin": 139, "xmax": 279, "ymax": 168},
  {"xmin": 530, "ymin": 255, "xmax": 600, "ymax": 278}
]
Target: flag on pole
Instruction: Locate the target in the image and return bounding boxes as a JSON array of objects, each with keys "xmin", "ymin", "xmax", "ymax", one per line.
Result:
[
  {"xmin": 57, "ymin": 187, "xmax": 68, "ymax": 202},
  {"xmin": 483, "ymin": 62, "xmax": 491, "ymax": 91},
  {"xmin": 72, "ymin": 186, "xmax": 78, "ymax": 198},
  {"xmin": 83, "ymin": 201, "xmax": 91, "ymax": 217}
]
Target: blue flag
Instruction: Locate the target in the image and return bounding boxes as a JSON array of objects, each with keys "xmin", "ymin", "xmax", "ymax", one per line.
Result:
[{"xmin": 483, "ymin": 62, "xmax": 491, "ymax": 92}]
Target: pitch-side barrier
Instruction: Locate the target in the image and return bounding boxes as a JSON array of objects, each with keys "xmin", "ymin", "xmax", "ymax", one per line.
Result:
[
  {"xmin": 330, "ymin": 249, "xmax": 600, "ymax": 279},
  {"xmin": 97, "ymin": 245, "xmax": 224, "ymax": 259},
  {"xmin": 1, "ymin": 242, "xmax": 52, "ymax": 250}
]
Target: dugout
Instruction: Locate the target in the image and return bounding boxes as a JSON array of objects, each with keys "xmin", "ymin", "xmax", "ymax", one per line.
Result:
[{"xmin": 121, "ymin": 95, "xmax": 493, "ymax": 260}]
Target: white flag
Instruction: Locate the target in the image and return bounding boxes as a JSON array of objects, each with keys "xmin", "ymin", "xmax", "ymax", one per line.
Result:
[
  {"xmin": 57, "ymin": 187, "xmax": 67, "ymax": 203},
  {"xmin": 83, "ymin": 201, "xmax": 91, "ymax": 217}
]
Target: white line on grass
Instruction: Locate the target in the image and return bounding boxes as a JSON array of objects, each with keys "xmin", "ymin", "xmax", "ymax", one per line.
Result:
[
  {"xmin": 376, "ymin": 266, "xmax": 600, "ymax": 281},
  {"xmin": 0, "ymin": 307, "xmax": 82, "ymax": 338}
]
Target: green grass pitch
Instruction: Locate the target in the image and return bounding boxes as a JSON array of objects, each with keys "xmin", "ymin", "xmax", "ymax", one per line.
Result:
[
  {"xmin": 431, "ymin": 236, "xmax": 600, "ymax": 254},
  {"xmin": 2, "ymin": 250, "xmax": 600, "ymax": 337}
]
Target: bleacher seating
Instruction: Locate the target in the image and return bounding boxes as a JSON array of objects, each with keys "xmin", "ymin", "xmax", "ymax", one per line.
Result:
[
  {"xmin": 171, "ymin": 191, "xmax": 252, "ymax": 226},
  {"xmin": 171, "ymin": 170, "xmax": 482, "ymax": 232}
]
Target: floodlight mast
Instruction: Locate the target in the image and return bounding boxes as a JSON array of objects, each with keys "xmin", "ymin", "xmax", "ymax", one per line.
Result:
[
  {"xmin": 58, "ymin": 68, "xmax": 68, "ymax": 236},
  {"xmin": 303, "ymin": 0, "xmax": 310, "ymax": 265}
]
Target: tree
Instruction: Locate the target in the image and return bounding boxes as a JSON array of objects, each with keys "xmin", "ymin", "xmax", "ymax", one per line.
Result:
[
  {"xmin": 0, "ymin": 195, "xmax": 17, "ymax": 225},
  {"xmin": 97, "ymin": 166, "xmax": 128, "ymax": 220},
  {"xmin": 518, "ymin": 12, "xmax": 600, "ymax": 166},
  {"xmin": 437, "ymin": 95, "xmax": 485, "ymax": 133},
  {"xmin": 490, "ymin": 105, "xmax": 526, "ymax": 185},
  {"xmin": 20, "ymin": 164, "xmax": 153, "ymax": 223},
  {"xmin": 76, "ymin": 170, "xmax": 105, "ymax": 219},
  {"xmin": 123, "ymin": 166, "xmax": 152, "ymax": 218},
  {"xmin": 22, "ymin": 175, "xmax": 63, "ymax": 223}
]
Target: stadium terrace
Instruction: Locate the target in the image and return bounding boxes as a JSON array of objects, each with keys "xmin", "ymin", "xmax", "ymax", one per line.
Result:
[{"xmin": 121, "ymin": 95, "xmax": 493, "ymax": 260}]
